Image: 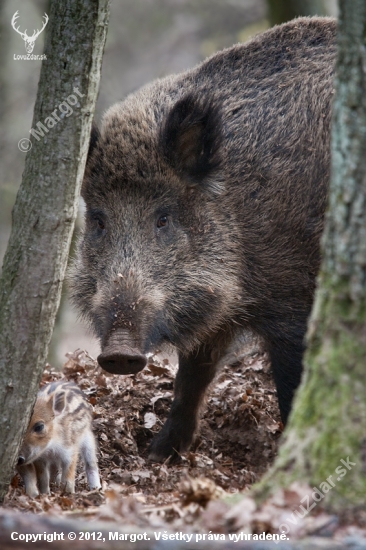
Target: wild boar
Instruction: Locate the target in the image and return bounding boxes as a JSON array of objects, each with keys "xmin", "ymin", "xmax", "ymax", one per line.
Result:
[
  {"xmin": 17, "ymin": 380, "xmax": 100, "ymax": 496},
  {"xmin": 70, "ymin": 17, "xmax": 336, "ymax": 461}
]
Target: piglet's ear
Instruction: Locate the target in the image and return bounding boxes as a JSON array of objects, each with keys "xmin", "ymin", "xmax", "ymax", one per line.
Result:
[
  {"xmin": 53, "ymin": 391, "xmax": 66, "ymax": 416},
  {"xmin": 160, "ymin": 94, "xmax": 223, "ymax": 193}
]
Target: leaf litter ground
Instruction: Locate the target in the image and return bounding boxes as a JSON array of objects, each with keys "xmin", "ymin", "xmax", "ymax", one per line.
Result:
[{"xmin": 4, "ymin": 347, "xmax": 366, "ymax": 542}]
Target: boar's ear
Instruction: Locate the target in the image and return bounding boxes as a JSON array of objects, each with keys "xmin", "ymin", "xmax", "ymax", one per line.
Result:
[
  {"xmin": 53, "ymin": 391, "xmax": 66, "ymax": 416},
  {"xmin": 160, "ymin": 94, "xmax": 223, "ymax": 193}
]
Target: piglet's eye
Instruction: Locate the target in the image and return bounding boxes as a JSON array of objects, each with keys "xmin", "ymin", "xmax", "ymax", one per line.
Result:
[
  {"xmin": 33, "ymin": 422, "xmax": 45, "ymax": 433},
  {"xmin": 157, "ymin": 215, "xmax": 168, "ymax": 228},
  {"xmin": 97, "ymin": 219, "xmax": 105, "ymax": 230}
]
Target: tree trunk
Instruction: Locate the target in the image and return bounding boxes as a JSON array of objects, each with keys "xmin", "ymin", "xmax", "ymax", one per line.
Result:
[
  {"xmin": 0, "ymin": 0, "xmax": 110, "ymax": 503},
  {"xmin": 266, "ymin": 0, "xmax": 330, "ymax": 26},
  {"xmin": 257, "ymin": 0, "xmax": 366, "ymax": 513}
]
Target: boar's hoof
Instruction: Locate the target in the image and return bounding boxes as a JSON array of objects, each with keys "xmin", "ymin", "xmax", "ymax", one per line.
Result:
[
  {"xmin": 148, "ymin": 446, "xmax": 182, "ymax": 464},
  {"xmin": 148, "ymin": 424, "xmax": 194, "ymax": 463},
  {"xmin": 97, "ymin": 350, "xmax": 147, "ymax": 375}
]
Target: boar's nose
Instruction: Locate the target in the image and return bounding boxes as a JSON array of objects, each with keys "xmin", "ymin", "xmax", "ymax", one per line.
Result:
[
  {"xmin": 97, "ymin": 349, "xmax": 147, "ymax": 375},
  {"xmin": 18, "ymin": 456, "xmax": 25, "ymax": 465}
]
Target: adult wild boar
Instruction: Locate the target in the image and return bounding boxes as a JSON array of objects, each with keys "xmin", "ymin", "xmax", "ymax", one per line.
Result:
[{"xmin": 70, "ymin": 18, "xmax": 336, "ymax": 461}]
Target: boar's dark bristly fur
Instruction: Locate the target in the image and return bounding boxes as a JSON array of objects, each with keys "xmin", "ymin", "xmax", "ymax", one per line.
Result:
[{"xmin": 70, "ymin": 17, "xmax": 337, "ymax": 461}]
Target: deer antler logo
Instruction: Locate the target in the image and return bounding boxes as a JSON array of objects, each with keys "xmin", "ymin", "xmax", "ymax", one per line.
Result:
[{"xmin": 11, "ymin": 11, "xmax": 49, "ymax": 54}]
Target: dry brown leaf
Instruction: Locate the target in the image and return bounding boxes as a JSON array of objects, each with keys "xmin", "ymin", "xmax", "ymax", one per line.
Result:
[{"xmin": 180, "ymin": 475, "xmax": 227, "ymax": 507}]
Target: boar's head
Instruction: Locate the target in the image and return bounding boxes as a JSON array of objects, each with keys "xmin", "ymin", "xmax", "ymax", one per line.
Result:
[{"xmin": 70, "ymin": 91, "xmax": 242, "ymax": 375}]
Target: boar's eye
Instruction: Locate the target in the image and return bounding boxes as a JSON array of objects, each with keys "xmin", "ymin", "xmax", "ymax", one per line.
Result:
[
  {"xmin": 33, "ymin": 422, "xmax": 45, "ymax": 433},
  {"xmin": 157, "ymin": 215, "xmax": 168, "ymax": 228},
  {"xmin": 88, "ymin": 209, "xmax": 106, "ymax": 235},
  {"xmin": 96, "ymin": 219, "xmax": 105, "ymax": 231}
]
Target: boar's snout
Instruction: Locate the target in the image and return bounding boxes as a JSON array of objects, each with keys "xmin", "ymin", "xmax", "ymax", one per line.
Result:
[
  {"xmin": 97, "ymin": 348, "xmax": 147, "ymax": 375},
  {"xmin": 97, "ymin": 328, "xmax": 148, "ymax": 374}
]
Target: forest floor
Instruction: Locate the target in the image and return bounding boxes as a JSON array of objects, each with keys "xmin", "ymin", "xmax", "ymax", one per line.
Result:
[{"xmin": 4, "ymin": 348, "xmax": 366, "ymax": 544}]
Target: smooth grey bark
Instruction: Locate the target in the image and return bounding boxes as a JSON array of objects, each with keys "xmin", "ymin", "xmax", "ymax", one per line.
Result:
[
  {"xmin": 0, "ymin": 0, "xmax": 110, "ymax": 502},
  {"xmin": 257, "ymin": 0, "xmax": 366, "ymax": 512}
]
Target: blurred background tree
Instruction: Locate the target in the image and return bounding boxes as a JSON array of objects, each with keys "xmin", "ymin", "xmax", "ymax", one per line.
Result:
[{"xmin": 267, "ymin": 0, "xmax": 336, "ymax": 26}]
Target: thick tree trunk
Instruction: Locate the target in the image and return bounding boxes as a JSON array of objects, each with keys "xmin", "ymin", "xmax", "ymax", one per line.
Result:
[
  {"xmin": 257, "ymin": 0, "xmax": 366, "ymax": 512},
  {"xmin": 0, "ymin": 0, "xmax": 110, "ymax": 503}
]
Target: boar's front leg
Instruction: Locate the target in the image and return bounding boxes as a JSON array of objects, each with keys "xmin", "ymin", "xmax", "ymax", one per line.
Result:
[{"xmin": 149, "ymin": 346, "xmax": 218, "ymax": 462}]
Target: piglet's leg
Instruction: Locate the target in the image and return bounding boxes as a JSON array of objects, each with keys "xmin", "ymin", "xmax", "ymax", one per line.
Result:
[
  {"xmin": 61, "ymin": 452, "xmax": 78, "ymax": 493},
  {"xmin": 81, "ymin": 432, "xmax": 101, "ymax": 490},
  {"xmin": 18, "ymin": 463, "xmax": 39, "ymax": 498},
  {"xmin": 51, "ymin": 459, "xmax": 62, "ymax": 486},
  {"xmin": 34, "ymin": 459, "xmax": 50, "ymax": 494}
]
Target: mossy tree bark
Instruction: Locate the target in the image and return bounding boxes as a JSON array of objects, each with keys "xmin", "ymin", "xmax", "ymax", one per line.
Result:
[
  {"xmin": 0, "ymin": 0, "xmax": 110, "ymax": 503},
  {"xmin": 257, "ymin": 0, "xmax": 366, "ymax": 512}
]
